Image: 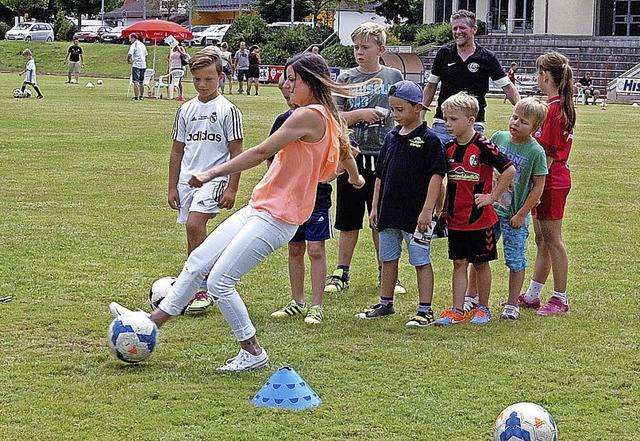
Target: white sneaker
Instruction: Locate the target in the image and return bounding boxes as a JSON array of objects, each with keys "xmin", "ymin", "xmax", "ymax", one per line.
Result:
[
  {"xmin": 501, "ymin": 304, "xmax": 521, "ymax": 320},
  {"xmin": 109, "ymin": 302, "xmax": 133, "ymax": 318},
  {"xmin": 463, "ymin": 295, "xmax": 479, "ymax": 312},
  {"xmin": 216, "ymin": 348, "xmax": 269, "ymax": 372},
  {"xmin": 109, "ymin": 302, "xmax": 148, "ymax": 318},
  {"xmin": 394, "ymin": 280, "xmax": 406, "ymax": 295}
]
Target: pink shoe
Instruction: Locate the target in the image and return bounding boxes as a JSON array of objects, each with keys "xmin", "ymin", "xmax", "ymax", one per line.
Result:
[
  {"xmin": 536, "ymin": 296, "xmax": 569, "ymax": 316},
  {"xmin": 517, "ymin": 293, "xmax": 541, "ymax": 309}
]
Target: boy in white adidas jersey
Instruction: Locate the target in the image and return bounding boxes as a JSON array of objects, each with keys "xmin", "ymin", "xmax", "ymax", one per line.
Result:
[{"xmin": 168, "ymin": 48, "xmax": 244, "ymax": 313}]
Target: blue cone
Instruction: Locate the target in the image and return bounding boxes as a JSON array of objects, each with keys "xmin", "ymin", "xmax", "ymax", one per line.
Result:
[{"xmin": 251, "ymin": 366, "xmax": 322, "ymax": 410}]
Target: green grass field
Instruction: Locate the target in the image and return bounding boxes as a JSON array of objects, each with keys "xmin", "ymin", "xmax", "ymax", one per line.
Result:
[{"xmin": 0, "ymin": 65, "xmax": 639, "ymax": 440}]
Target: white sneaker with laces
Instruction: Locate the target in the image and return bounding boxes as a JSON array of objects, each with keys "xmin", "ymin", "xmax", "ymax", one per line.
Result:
[
  {"xmin": 217, "ymin": 348, "xmax": 269, "ymax": 372},
  {"xmin": 463, "ymin": 295, "xmax": 479, "ymax": 312}
]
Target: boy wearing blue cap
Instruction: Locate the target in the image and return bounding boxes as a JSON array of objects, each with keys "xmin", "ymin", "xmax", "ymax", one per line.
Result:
[{"xmin": 356, "ymin": 80, "xmax": 447, "ymax": 326}]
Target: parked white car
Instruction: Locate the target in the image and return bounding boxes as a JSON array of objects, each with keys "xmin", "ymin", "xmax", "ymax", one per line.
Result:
[
  {"xmin": 191, "ymin": 24, "xmax": 230, "ymax": 46},
  {"xmin": 6, "ymin": 22, "xmax": 55, "ymax": 42}
]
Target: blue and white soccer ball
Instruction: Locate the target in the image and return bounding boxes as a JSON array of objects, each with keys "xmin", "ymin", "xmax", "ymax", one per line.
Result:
[
  {"xmin": 13, "ymin": 89, "xmax": 22, "ymax": 98},
  {"xmin": 148, "ymin": 276, "xmax": 176, "ymax": 310},
  {"xmin": 107, "ymin": 312, "xmax": 158, "ymax": 363},
  {"xmin": 494, "ymin": 402, "xmax": 557, "ymax": 441},
  {"xmin": 23, "ymin": 89, "xmax": 32, "ymax": 98}
]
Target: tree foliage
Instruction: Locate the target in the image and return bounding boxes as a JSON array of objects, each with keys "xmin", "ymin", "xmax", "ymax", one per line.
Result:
[
  {"xmin": 254, "ymin": 0, "xmax": 312, "ymax": 24},
  {"xmin": 2, "ymin": 0, "xmax": 49, "ymax": 16},
  {"xmin": 375, "ymin": 0, "xmax": 423, "ymax": 25},
  {"xmin": 224, "ymin": 15, "xmax": 272, "ymax": 50},
  {"xmin": 260, "ymin": 23, "xmax": 332, "ymax": 64}
]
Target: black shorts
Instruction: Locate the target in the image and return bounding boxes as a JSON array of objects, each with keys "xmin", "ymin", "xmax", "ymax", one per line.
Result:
[
  {"xmin": 447, "ymin": 227, "xmax": 498, "ymax": 263},
  {"xmin": 248, "ymin": 65, "xmax": 260, "ymax": 78},
  {"xmin": 334, "ymin": 154, "xmax": 377, "ymax": 231},
  {"xmin": 223, "ymin": 64, "xmax": 232, "ymax": 76},
  {"xmin": 237, "ymin": 70, "xmax": 248, "ymax": 82}
]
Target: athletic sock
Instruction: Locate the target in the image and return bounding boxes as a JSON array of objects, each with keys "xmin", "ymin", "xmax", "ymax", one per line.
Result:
[
  {"xmin": 524, "ymin": 280, "xmax": 544, "ymax": 301},
  {"xmin": 418, "ymin": 303, "xmax": 432, "ymax": 314},
  {"xmin": 295, "ymin": 300, "xmax": 306, "ymax": 308},
  {"xmin": 380, "ymin": 296, "xmax": 394, "ymax": 307},
  {"xmin": 551, "ymin": 290, "xmax": 567, "ymax": 304}
]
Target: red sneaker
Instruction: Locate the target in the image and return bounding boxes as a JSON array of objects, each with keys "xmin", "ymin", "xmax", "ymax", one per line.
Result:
[
  {"xmin": 518, "ymin": 293, "xmax": 541, "ymax": 309},
  {"xmin": 536, "ymin": 296, "xmax": 569, "ymax": 316}
]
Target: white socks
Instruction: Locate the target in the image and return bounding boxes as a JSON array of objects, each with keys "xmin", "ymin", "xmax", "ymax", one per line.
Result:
[
  {"xmin": 552, "ymin": 290, "xmax": 568, "ymax": 304},
  {"xmin": 523, "ymin": 280, "xmax": 544, "ymax": 301}
]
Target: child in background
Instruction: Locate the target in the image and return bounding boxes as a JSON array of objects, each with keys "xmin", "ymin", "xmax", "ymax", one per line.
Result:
[
  {"xmin": 18, "ymin": 49, "xmax": 43, "ymax": 99},
  {"xmin": 434, "ymin": 92, "xmax": 515, "ymax": 326},
  {"xmin": 520, "ymin": 52, "xmax": 577, "ymax": 316},
  {"xmin": 167, "ymin": 48, "xmax": 244, "ymax": 313},
  {"xmin": 490, "ymin": 97, "xmax": 549, "ymax": 320},
  {"xmin": 325, "ymin": 22, "xmax": 405, "ymax": 295},
  {"xmin": 270, "ymin": 76, "xmax": 335, "ymax": 324},
  {"xmin": 355, "ymin": 80, "xmax": 446, "ymax": 326}
]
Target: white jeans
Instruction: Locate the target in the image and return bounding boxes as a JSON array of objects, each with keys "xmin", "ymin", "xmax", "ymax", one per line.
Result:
[{"xmin": 160, "ymin": 205, "xmax": 298, "ymax": 341}]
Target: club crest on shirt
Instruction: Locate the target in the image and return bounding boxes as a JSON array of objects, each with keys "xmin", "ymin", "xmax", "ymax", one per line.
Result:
[
  {"xmin": 210, "ymin": 112, "xmax": 217, "ymax": 123},
  {"xmin": 468, "ymin": 62, "xmax": 479, "ymax": 73},
  {"xmin": 409, "ymin": 136, "xmax": 424, "ymax": 148},
  {"xmin": 469, "ymin": 154, "xmax": 478, "ymax": 167}
]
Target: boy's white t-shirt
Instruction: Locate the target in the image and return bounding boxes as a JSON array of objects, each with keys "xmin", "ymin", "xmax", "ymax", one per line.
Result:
[
  {"xmin": 25, "ymin": 59, "xmax": 36, "ymax": 83},
  {"xmin": 171, "ymin": 94, "xmax": 244, "ymax": 185}
]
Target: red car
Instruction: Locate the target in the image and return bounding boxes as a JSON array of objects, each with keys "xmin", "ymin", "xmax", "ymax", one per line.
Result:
[{"xmin": 73, "ymin": 25, "xmax": 111, "ymax": 43}]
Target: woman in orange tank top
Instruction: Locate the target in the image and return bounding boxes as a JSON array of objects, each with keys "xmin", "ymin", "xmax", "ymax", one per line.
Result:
[{"xmin": 110, "ymin": 53, "xmax": 378, "ymax": 372}]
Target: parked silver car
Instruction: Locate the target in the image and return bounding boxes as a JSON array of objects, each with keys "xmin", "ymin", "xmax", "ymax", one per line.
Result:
[{"xmin": 5, "ymin": 22, "xmax": 55, "ymax": 42}]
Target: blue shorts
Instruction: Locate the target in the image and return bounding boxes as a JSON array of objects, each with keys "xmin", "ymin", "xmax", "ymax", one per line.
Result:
[
  {"xmin": 132, "ymin": 67, "xmax": 146, "ymax": 83},
  {"xmin": 431, "ymin": 122, "xmax": 485, "ymax": 145},
  {"xmin": 378, "ymin": 228, "xmax": 432, "ymax": 266},
  {"xmin": 237, "ymin": 69, "xmax": 248, "ymax": 82},
  {"xmin": 290, "ymin": 184, "xmax": 333, "ymax": 243},
  {"xmin": 494, "ymin": 215, "xmax": 530, "ymax": 273}
]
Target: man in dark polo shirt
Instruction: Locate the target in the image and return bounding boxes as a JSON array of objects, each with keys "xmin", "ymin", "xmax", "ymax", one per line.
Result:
[{"xmin": 422, "ymin": 9, "xmax": 520, "ymax": 144}]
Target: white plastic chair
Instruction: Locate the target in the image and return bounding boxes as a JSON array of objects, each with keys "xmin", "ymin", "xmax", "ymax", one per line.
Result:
[
  {"xmin": 127, "ymin": 68, "xmax": 155, "ymax": 97},
  {"xmin": 154, "ymin": 73, "xmax": 171, "ymax": 98},
  {"xmin": 168, "ymin": 69, "xmax": 184, "ymax": 99}
]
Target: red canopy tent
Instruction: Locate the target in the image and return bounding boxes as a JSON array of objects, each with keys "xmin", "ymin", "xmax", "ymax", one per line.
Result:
[
  {"xmin": 122, "ymin": 20, "xmax": 192, "ymax": 42},
  {"xmin": 122, "ymin": 20, "xmax": 193, "ymax": 71}
]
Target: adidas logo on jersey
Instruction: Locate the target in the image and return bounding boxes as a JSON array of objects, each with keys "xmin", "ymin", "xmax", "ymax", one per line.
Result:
[{"xmin": 186, "ymin": 130, "xmax": 223, "ymax": 142}]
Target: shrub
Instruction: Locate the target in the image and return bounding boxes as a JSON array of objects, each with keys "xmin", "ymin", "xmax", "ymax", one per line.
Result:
[
  {"xmin": 0, "ymin": 21, "xmax": 10, "ymax": 39},
  {"xmin": 53, "ymin": 11, "xmax": 76, "ymax": 41},
  {"xmin": 322, "ymin": 44, "xmax": 356, "ymax": 69},
  {"xmin": 224, "ymin": 15, "xmax": 272, "ymax": 50},
  {"xmin": 389, "ymin": 24, "xmax": 423, "ymax": 43},
  {"xmin": 415, "ymin": 23, "xmax": 452, "ymax": 46},
  {"xmin": 259, "ymin": 24, "xmax": 333, "ymax": 65}
]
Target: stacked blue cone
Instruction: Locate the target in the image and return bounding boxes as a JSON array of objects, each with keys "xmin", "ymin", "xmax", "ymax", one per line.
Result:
[{"xmin": 251, "ymin": 366, "xmax": 322, "ymax": 410}]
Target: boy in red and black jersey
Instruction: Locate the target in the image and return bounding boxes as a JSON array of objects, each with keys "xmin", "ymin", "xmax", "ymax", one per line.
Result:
[{"xmin": 434, "ymin": 92, "xmax": 515, "ymax": 326}]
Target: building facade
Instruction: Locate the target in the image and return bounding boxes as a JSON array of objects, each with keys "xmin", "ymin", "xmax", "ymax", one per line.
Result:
[{"xmin": 423, "ymin": 0, "xmax": 640, "ymax": 36}]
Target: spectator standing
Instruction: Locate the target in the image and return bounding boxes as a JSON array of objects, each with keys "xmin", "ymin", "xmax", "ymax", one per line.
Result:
[
  {"xmin": 219, "ymin": 42, "xmax": 234, "ymax": 95},
  {"xmin": 234, "ymin": 41, "xmax": 249, "ymax": 94},
  {"xmin": 246, "ymin": 45, "xmax": 261, "ymax": 96},
  {"xmin": 64, "ymin": 38, "xmax": 84, "ymax": 84},
  {"xmin": 167, "ymin": 44, "xmax": 189, "ymax": 100},
  {"xmin": 127, "ymin": 33, "xmax": 148, "ymax": 100}
]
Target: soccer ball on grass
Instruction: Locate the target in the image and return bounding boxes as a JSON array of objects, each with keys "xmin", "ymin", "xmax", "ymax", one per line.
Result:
[
  {"xmin": 148, "ymin": 276, "xmax": 177, "ymax": 310},
  {"xmin": 23, "ymin": 89, "xmax": 32, "ymax": 98},
  {"xmin": 13, "ymin": 89, "xmax": 23, "ymax": 98},
  {"xmin": 97, "ymin": 79, "xmax": 104, "ymax": 85},
  {"xmin": 107, "ymin": 312, "xmax": 158, "ymax": 363},
  {"xmin": 494, "ymin": 402, "xmax": 557, "ymax": 441}
]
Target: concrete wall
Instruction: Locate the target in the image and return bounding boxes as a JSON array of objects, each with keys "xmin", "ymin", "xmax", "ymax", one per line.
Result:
[{"xmin": 534, "ymin": 0, "xmax": 595, "ymax": 35}]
